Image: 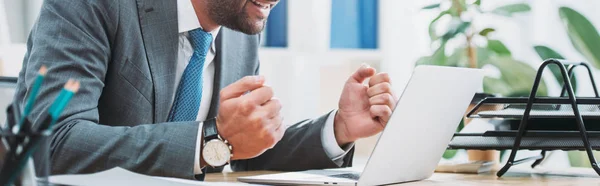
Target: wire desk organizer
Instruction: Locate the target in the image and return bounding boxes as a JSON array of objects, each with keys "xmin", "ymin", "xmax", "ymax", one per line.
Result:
[{"xmin": 448, "ymin": 59, "xmax": 600, "ymax": 177}]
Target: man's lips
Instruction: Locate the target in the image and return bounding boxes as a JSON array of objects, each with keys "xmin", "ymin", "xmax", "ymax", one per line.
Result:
[{"xmin": 248, "ymin": 0, "xmax": 277, "ymax": 9}]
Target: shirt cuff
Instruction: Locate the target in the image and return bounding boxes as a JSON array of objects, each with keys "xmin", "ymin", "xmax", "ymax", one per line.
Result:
[
  {"xmin": 321, "ymin": 110, "xmax": 354, "ymax": 165},
  {"xmin": 194, "ymin": 122, "xmax": 204, "ymax": 174}
]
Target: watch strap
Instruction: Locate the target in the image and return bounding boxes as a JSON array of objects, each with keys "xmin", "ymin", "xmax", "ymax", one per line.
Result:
[
  {"xmin": 194, "ymin": 169, "xmax": 206, "ymax": 181},
  {"xmin": 203, "ymin": 117, "xmax": 219, "ymax": 141}
]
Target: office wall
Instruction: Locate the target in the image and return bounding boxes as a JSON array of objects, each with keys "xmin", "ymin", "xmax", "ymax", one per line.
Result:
[{"xmin": 2, "ymin": 0, "xmax": 42, "ymax": 43}]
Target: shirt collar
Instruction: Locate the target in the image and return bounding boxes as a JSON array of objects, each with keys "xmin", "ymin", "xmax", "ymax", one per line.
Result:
[{"xmin": 177, "ymin": 0, "xmax": 221, "ymax": 39}]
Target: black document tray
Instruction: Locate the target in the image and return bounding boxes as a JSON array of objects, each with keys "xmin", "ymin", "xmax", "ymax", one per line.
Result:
[
  {"xmin": 449, "ymin": 131, "xmax": 600, "ymax": 150},
  {"xmin": 467, "ymin": 97, "xmax": 600, "ymax": 131},
  {"xmin": 449, "ymin": 60, "xmax": 600, "ymax": 177},
  {"xmin": 476, "ymin": 104, "xmax": 600, "ymax": 119}
]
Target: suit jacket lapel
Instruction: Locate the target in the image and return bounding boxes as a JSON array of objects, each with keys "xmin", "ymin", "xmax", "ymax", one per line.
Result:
[
  {"xmin": 207, "ymin": 30, "xmax": 225, "ymax": 119},
  {"xmin": 137, "ymin": 0, "xmax": 179, "ymax": 123},
  {"xmin": 207, "ymin": 28, "xmax": 240, "ymax": 119}
]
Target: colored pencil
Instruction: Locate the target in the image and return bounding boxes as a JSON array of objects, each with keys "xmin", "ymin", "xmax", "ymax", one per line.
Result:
[{"xmin": 13, "ymin": 66, "xmax": 47, "ymax": 134}]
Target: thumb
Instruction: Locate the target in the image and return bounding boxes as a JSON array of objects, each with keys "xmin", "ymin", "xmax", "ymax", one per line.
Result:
[
  {"xmin": 220, "ymin": 75, "xmax": 265, "ymax": 100},
  {"xmin": 348, "ymin": 64, "xmax": 376, "ymax": 84}
]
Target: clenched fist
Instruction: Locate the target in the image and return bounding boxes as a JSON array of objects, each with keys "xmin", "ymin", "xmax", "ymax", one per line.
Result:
[
  {"xmin": 334, "ymin": 65, "xmax": 398, "ymax": 146},
  {"xmin": 215, "ymin": 76, "xmax": 284, "ymax": 160}
]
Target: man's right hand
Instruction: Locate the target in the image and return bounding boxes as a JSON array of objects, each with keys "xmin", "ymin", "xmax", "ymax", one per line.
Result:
[{"xmin": 215, "ymin": 76, "xmax": 284, "ymax": 160}]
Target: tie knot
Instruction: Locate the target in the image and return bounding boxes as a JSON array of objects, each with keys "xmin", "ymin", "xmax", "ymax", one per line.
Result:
[{"xmin": 188, "ymin": 28, "xmax": 213, "ymax": 53}]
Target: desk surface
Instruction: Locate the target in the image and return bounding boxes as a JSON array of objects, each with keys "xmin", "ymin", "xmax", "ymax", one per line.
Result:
[{"xmin": 205, "ymin": 169, "xmax": 600, "ymax": 186}]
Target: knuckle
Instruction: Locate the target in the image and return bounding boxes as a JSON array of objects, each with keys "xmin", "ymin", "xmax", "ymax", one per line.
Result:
[
  {"xmin": 242, "ymin": 76, "xmax": 255, "ymax": 83},
  {"xmin": 265, "ymin": 133, "xmax": 276, "ymax": 144},
  {"xmin": 381, "ymin": 73, "xmax": 391, "ymax": 81},
  {"xmin": 250, "ymin": 115, "xmax": 263, "ymax": 125},
  {"xmin": 271, "ymin": 98, "xmax": 281, "ymax": 107},
  {"xmin": 219, "ymin": 91, "xmax": 226, "ymax": 100},
  {"xmin": 264, "ymin": 86, "xmax": 274, "ymax": 95},
  {"xmin": 240, "ymin": 100, "xmax": 255, "ymax": 113},
  {"xmin": 252, "ymin": 116, "xmax": 269, "ymax": 128},
  {"xmin": 373, "ymin": 106, "xmax": 382, "ymax": 113},
  {"xmin": 259, "ymin": 116, "xmax": 269, "ymax": 125},
  {"xmin": 251, "ymin": 120, "xmax": 262, "ymax": 130},
  {"xmin": 384, "ymin": 93, "xmax": 394, "ymax": 102},
  {"xmin": 381, "ymin": 82, "xmax": 392, "ymax": 92},
  {"xmin": 384, "ymin": 108, "xmax": 393, "ymax": 115}
]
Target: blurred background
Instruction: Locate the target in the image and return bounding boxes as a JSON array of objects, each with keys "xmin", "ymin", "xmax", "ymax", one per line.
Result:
[{"xmin": 1, "ymin": 0, "xmax": 600, "ymax": 170}]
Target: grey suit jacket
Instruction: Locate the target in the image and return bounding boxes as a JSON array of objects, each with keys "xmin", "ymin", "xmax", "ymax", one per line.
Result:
[{"xmin": 13, "ymin": 0, "xmax": 353, "ymax": 180}]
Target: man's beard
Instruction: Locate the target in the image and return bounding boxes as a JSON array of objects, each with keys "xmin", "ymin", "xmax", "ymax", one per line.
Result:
[{"xmin": 207, "ymin": 0, "xmax": 267, "ymax": 35}]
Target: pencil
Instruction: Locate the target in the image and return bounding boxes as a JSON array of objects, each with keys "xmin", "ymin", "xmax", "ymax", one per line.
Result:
[
  {"xmin": 5, "ymin": 66, "xmax": 45, "ymax": 167},
  {"xmin": 41, "ymin": 79, "xmax": 80, "ymax": 131},
  {"xmin": 13, "ymin": 66, "xmax": 47, "ymax": 134}
]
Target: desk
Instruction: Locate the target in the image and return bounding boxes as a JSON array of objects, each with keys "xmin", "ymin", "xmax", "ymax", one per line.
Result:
[{"xmin": 205, "ymin": 169, "xmax": 600, "ymax": 186}]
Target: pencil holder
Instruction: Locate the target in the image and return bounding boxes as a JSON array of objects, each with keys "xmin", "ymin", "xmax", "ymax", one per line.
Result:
[{"xmin": 0, "ymin": 122, "xmax": 53, "ymax": 186}]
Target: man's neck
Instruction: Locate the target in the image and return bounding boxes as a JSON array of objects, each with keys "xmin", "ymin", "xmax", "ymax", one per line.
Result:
[{"xmin": 191, "ymin": 0, "xmax": 220, "ymax": 32}]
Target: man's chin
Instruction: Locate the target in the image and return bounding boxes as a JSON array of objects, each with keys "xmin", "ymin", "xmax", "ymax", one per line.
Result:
[{"xmin": 238, "ymin": 21, "xmax": 266, "ymax": 35}]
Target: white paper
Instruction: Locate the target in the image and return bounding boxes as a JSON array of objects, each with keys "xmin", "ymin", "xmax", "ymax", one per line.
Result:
[
  {"xmin": 50, "ymin": 167, "xmax": 256, "ymax": 186},
  {"xmin": 459, "ymin": 119, "xmax": 495, "ymax": 133}
]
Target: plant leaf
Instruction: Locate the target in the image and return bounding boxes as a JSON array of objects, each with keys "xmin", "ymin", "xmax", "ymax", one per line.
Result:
[
  {"xmin": 487, "ymin": 40, "xmax": 511, "ymax": 56},
  {"xmin": 491, "ymin": 3, "xmax": 531, "ymax": 17},
  {"xmin": 416, "ymin": 56, "xmax": 433, "ymax": 66},
  {"xmin": 533, "ymin": 45, "xmax": 578, "ymax": 93},
  {"xmin": 442, "ymin": 150, "xmax": 458, "ymax": 159},
  {"xmin": 534, "ymin": 45, "xmax": 565, "ymax": 60},
  {"xmin": 559, "ymin": 7, "xmax": 600, "ymax": 69},
  {"xmin": 442, "ymin": 21, "xmax": 471, "ymax": 41},
  {"xmin": 429, "ymin": 11, "xmax": 449, "ymax": 41},
  {"xmin": 443, "ymin": 47, "xmax": 492, "ymax": 68},
  {"xmin": 483, "ymin": 57, "xmax": 548, "ymax": 97},
  {"xmin": 473, "ymin": 0, "xmax": 481, "ymax": 6},
  {"xmin": 422, "ymin": 3, "xmax": 441, "ymax": 10},
  {"xmin": 479, "ymin": 28, "xmax": 496, "ymax": 37},
  {"xmin": 416, "ymin": 42, "xmax": 448, "ymax": 66},
  {"xmin": 432, "ymin": 43, "xmax": 448, "ymax": 66}
]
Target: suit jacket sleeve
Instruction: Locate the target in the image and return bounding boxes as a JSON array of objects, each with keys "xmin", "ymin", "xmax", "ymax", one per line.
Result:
[
  {"xmin": 17, "ymin": 0, "xmax": 199, "ymax": 179},
  {"xmin": 229, "ymin": 59, "xmax": 355, "ymax": 172}
]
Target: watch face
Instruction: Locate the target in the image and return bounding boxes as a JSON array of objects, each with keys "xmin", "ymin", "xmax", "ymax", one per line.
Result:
[{"xmin": 202, "ymin": 139, "xmax": 231, "ymax": 167}]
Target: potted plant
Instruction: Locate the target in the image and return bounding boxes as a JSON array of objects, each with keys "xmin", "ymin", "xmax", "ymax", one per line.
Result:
[{"xmin": 419, "ymin": 0, "xmax": 546, "ymax": 162}]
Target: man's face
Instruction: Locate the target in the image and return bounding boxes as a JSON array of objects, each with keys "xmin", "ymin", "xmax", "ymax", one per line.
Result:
[{"xmin": 207, "ymin": 0, "xmax": 279, "ymax": 35}]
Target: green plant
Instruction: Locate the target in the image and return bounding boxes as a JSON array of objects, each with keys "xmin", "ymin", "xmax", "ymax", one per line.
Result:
[
  {"xmin": 533, "ymin": 7, "xmax": 600, "ymax": 167},
  {"xmin": 420, "ymin": 0, "xmax": 548, "ymax": 160},
  {"xmin": 419, "ymin": 0, "xmax": 548, "ymax": 97},
  {"xmin": 535, "ymin": 7, "xmax": 600, "ymax": 93}
]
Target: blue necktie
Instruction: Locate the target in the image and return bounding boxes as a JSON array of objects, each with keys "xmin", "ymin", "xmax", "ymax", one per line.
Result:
[{"xmin": 168, "ymin": 29, "xmax": 213, "ymax": 122}]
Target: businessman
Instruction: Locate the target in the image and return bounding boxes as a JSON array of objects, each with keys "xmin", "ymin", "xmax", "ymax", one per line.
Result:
[{"xmin": 14, "ymin": 0, "xmax": 398, "ymax": 180}]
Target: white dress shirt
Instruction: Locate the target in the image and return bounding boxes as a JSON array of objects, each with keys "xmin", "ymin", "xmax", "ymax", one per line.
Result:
[{"xmin": 175, "ymin": 0, "xmax": 352, "ymax": 175}]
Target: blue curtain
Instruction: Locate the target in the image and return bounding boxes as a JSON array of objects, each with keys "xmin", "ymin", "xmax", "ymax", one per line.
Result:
[
  {"xmin": 265, "ymin": 0, "xmax": 288, "ymax": 47},
  {"xmin": 330, "ymin": 0, "xmax": 378, "ymax": 49}
]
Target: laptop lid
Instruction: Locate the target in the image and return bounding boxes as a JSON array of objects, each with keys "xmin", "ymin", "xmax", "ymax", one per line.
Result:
[{"xmin": 357, "ymin": 66, "xmax": 483, "ymax": 186}]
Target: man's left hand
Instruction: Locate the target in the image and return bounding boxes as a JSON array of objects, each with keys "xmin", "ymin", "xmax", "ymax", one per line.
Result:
[{"xmin": 334, "ymin": 64, "xmax": 398, "ymax": 146}]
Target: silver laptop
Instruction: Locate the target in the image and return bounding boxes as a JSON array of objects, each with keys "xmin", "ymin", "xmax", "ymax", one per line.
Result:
[{"xmin": 238, "ymin": 66, "xmax": 484, "ymax": 186}]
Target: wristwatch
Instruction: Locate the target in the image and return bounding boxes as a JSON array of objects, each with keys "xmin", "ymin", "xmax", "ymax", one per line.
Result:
[{"xmin": 202, "ymin": 117, "xmax": 232, "ymax": 168}]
